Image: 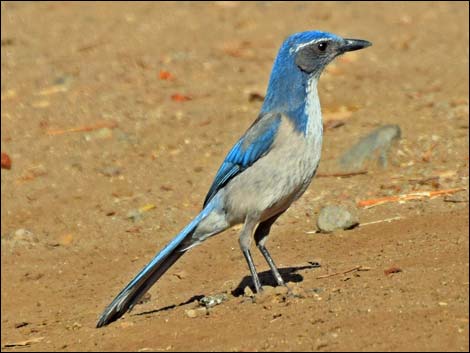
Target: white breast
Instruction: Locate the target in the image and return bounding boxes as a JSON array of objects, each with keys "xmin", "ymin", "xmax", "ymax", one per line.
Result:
[{"xmin": 304, "ymin": 77, "xmax": 323, "ymax": 168}]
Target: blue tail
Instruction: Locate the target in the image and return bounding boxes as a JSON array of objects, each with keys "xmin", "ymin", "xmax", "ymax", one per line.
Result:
[{"xmin": 96, "ymin": 205, "xmax": 214, "ymax": 327}]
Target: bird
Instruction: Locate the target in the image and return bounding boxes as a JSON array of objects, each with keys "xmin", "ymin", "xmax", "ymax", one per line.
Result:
[{"xmin": 97, "ymin": 30, "xmax": 371, "ymax": 328}]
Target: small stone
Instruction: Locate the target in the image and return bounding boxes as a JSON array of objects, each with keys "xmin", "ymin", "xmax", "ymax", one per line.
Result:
[
  {"xmin": 185, "ymin": 307, "xmax": 206, "ymax": 318},
  {"xmin": 15, "ymin": 229, "xmax": 32, "ymax": 237},
  {"xmin": 127, "ymin": 209, "xmax": 143, "ymax": 222},
  {"xmin": 199, "ymin": 293, "xmax": 228, "ymax": 308},
  {"xmin": 290, "ymin": 285, "xmax": 307, "ymax": 298},
  {"xmin": 444, "ymin": 192, "xmax": 469, "ymax": 203},
  {"xmin": 9, "ymin": 229, "xmax": 39, "ymax": 246},
  {"xmin": 317, "ymin": 205, "xmax": 359, "ymax": 233},
  {"xmin": 243, "ymin": 286, "xmax": 254, "ymax": 297},
  {"xmin": 185, "ymin": 309, "xmax": 198, "ymax": 318},
  {"xmin": 255, "ymin": 286, "xmax": 276, "ymax": 304}
]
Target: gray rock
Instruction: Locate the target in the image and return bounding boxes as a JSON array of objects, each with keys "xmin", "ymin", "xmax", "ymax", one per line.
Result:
[
  {"xmin": 339, "ymin": 124, "xmax": 401, "ymax": 171},
  {"xmin": 317, "ymin": 205, "xmax": 359, "ymax": 233}
]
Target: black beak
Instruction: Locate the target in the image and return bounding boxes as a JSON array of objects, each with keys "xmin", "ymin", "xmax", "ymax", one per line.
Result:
[{"xmin": 340, "ymin": 38, "xmax": 372, "ymax": 52}]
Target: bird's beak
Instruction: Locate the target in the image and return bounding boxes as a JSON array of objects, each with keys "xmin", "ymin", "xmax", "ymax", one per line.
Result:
[{"xmin": 340, "ymin": 38, "xmax": 372, "ymax": 53}]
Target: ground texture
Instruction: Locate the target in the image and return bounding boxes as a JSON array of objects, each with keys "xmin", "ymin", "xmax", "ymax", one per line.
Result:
[{"xmin": 1, "ymin": 2, "xmax": 469, "ymax": 351}]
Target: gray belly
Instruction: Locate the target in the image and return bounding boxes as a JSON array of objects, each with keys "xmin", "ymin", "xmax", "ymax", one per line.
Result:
[{"xmin": 221, "ymin": 132, "xmax": 322, "ymax": 225}]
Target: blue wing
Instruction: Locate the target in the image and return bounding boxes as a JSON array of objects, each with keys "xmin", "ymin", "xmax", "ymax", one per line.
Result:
[{"xmin": 203, "ymin": 112, "xmax": 282, "ymax": 206}]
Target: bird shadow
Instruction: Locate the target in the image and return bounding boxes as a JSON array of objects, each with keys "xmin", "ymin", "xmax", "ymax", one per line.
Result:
[
  {"xmin": 135, "ymin": 294, "xmax": 205, "ymax": 317},
  {"xmin": 231, "ymin": 261, "xmax": 321, "ymax": 296},
  {"xmin": 134, "ymin": 261, "xmax": 321, "ymax": 318}
]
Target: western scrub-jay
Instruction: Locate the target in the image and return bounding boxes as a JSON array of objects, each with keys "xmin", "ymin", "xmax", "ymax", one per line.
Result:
[{"xmin": 97, "ymin": 30, "xmax": 371, "ymax": 327}]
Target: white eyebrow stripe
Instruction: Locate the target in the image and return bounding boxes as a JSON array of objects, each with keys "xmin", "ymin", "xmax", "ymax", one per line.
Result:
[{"xmin": 291, "ymin": 38, "xmax": 330, "ymax": 54}]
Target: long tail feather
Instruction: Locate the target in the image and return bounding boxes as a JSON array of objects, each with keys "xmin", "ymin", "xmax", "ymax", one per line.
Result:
[{"xmin": 96, "ymin": 206, "xmax": 213, "ymax": 328}]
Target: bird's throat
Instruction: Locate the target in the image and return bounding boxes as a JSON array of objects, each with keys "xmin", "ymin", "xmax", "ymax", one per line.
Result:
[{"xmin": 304, "ymin": 77, "xmax": 322, "ymax": 138}]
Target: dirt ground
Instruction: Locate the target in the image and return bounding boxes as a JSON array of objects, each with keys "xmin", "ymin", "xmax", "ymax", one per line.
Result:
[{"xmin": 1, "ymin": 2, "xmax": 469, "ymax": 352}]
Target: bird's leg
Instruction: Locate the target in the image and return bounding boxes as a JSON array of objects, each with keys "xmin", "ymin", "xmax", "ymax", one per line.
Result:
[
  {"xmin": 254, "ymin": 212, "xmax": 286, "ymax": 287},
  {"xmin": 257, "ymin": 244, "xmax": 285, "ymax": 287},
  {"xmin": 239, "ymin": 215, "xmax": 262, "ymax": 293},
  {"xmin": 242, "ymin": 248, "xmax": 262, "ymax": 292}
]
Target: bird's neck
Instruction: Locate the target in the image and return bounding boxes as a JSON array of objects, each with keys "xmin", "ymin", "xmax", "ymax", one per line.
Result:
[{"xmin": 261, "ymin": 73, "xmax": 322, "ymax": 136}]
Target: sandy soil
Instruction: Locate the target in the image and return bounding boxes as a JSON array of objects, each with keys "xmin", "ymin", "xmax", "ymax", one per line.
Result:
[{"xmin": 1, "ymin": 2, "xmax": 469, "ymax": 351}]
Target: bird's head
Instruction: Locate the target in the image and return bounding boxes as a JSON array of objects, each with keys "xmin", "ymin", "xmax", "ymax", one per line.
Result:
[
  {"xmin": 288, "ymin": 31, "xmax": 371, "ymax": 76},
  {"xmin": 262, "ymin": 30, "xmax": 371, "ymax": 117}
]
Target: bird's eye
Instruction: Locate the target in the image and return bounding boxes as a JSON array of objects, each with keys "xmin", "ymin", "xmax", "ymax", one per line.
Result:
[{"xmin": 317, "ymin": 42, "xmax": 328, "ymax": 51}]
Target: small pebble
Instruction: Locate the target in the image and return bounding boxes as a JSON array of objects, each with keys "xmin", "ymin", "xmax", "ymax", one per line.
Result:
[
  {"xmin": 444, "ymin": 192, "xmax": 468, "ymax": 203},
  {"xmin": 199, "ymin": 293, "xmax": 228, "ymax": 308},
  {"xmin": 4, "ymin": 229, "xmax": 39, "ymax": 248},
  {"xmin": 290, "ymin": 285, "xmax": 307, "ymax": 298},
  {"xmin": 317, "ymin": 205, "xmax": 359, "ymax": 233},
  {"xmin": 185, "ymin": 307, "xmax": 206, "ymax": 318},
  {"xmin": 127, "ymin": 209, "xmax": 143, "ymax": 222},
  {"xmin": 244, "ymin": 286, "xmax": 254, "ymax": 297}
]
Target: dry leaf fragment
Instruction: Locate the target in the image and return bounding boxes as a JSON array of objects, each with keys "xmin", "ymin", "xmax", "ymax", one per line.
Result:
[
  {"xmin": 384, "ymin": 267, "xmax": 402, "ymax": 276},
  {"xmin": 171, "ymin": 93, "xmax": 192, "ymax": 102},
  {"xmin": 1, "ymin": 152, "xmax": 12, "ymax": 169},
  {"xmin": 159, "ymin": 70, "xmax": 174, "ymax": 80}
]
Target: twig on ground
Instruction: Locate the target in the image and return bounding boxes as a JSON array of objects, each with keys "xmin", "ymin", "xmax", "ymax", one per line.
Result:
[
  {"xmin": 357, "ymin": 188, "xmax": 466, "ymax": 208},
  {"xmin": 359, "ymin": 216, "xmax": 402, "ymax": 226},
  {"xmin": 46, "ymin": 121, "xmax": 118, "ymax": 136},
  {"xmin": 316, "ymin": 265, "xmax": 370, "ymax": 279}
]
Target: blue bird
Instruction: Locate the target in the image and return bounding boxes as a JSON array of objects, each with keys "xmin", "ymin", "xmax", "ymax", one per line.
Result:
[{"xmin": 97, "ymin": 30, "xmax": 371, "ymax": 327}]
